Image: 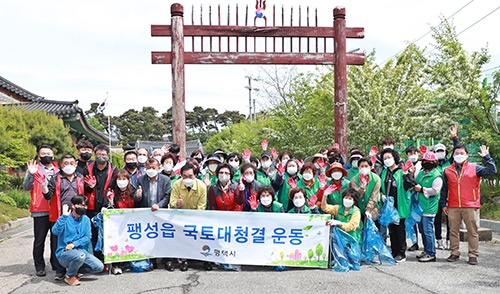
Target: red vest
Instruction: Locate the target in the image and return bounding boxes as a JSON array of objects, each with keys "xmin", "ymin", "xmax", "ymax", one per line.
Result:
[
  {"xmin": 29, "ymin": 164, "xmax": 59, "ymax": 213},
  {"xmin": 444, "ymin": 162, "xmax": 481, "ymax": 208},
  {"xmin": 86, "ymin": 162, "xmax": 114, "ymax": 211},
  {"xmin": 49, "ymin": 174, "xmax": 85, "ymax": 222}
]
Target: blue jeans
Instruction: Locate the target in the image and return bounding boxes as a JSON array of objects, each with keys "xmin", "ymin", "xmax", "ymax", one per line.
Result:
[
  {"xmin": 58, "ymin": 249, "xmax": 104, "ymax": 277},
  {"xmin": 418, "ymin": 216, "xmax": 436, "ymax": 257}
]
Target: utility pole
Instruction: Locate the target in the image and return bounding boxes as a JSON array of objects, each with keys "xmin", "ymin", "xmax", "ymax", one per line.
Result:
[{"xmin": 245, "ymin": 76, "xmax": 259, "ymax": 122}]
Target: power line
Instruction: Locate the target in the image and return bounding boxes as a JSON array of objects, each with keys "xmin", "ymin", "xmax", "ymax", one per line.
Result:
[
  {"xmin": 379, "ymin": 0, "xmax": 475, "ymax": 65},
  {"xmin": 482, "ymin": 65, "xmax": 500, "ymax": 73}
]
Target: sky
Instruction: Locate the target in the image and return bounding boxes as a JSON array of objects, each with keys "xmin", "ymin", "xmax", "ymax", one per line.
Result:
[{"xmin": 1, "ymin": 0, "xmax": 498, "ymax": 117}]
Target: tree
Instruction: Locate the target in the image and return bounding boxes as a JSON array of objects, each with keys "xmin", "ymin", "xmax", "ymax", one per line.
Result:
[
  {"xmin": 315, "ymin": 243, "xmax": 323, "ymax": 262},
  {"xmin": 113, "ymin": 107, "xmax": 170, "ymax": 143},
  {"xmin": 307, "ymin": 248, "xmax": 314, "ymax": 262},
  {"xmin": 254, "ymin": 65, "xmax": 299, "ymax": 107}
]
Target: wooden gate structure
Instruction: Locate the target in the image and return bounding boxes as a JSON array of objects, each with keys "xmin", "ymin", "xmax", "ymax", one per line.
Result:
[{"xmin": 151, "ymin": 2, "xmax": 365, "ymax": 158}]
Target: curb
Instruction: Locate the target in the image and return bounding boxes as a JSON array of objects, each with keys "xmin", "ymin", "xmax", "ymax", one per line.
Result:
[
  {"xmin": 0, "ymin": 216, "xmax": 32, "ymax": 234},
  {"xmin": 480, "ymin": 219, "xmax": 500, "ymax": 233}
]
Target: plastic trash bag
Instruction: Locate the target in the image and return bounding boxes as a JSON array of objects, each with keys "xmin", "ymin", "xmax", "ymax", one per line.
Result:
[
  {"xmin": 405, "ymin": 193, "xmax": 423, "ymax": 244},
  {"xmin": 129, "ymin": 259, "xmax": 152, "ymax": 273},
  {"xmin": 362, "ymin": 216, "xmax": 396, "ymax": 265},
  {"xmin": 331, "ymin": 226, "xmax": 361, "ymax": 272},
  {"xmin": 91, "ymin": 213, "xmax": 103, "ymax": 252},
  {"xmin": 378, "ymin": 196, "xmax": 400, "ymax": 226}
]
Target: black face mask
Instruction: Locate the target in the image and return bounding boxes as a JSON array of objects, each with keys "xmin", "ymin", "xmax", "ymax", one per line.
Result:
[
  {"xmin": 96, "ymin": 156, "xmax": 108, "ymax": 164},
  {"xmin": 328, "ymin": 157, "xmax": 339, "ymax": 164},
  {"xmin": 40, "ymin": 156, "xmax": 53, "ymax": 165},
  {"xmin": 75, "ymin": 207, "xmax": 87, "ymax": 216},
  {"xmin": 422, "ymin": 162, "xmax": 437, "ymax": 171},
  {"xmin": 80, "ymin": 152, "xmax": 92, "ymax": 161},
  {"xmin": 194, "ymin": 157, "xmax": 203, "ymax": 163},
  {"xmin": 125, "ymin": 162, "xmax": 138, "ymax": 170}
]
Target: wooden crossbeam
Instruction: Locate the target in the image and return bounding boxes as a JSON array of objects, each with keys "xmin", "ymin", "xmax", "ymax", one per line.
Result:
[
  {"xmin": 151, "ymin": 25, "xmax": 364, "ymax": 39},
  {"xmin": 152, "ymin": 52, "xmax": 365, "ymax": 65}
]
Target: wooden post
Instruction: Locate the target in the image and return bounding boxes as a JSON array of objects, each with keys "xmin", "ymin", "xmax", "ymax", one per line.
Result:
[
  {"xmin": 333, "ymin": 7, "xmax": 348, "ymax": 157},
  {"xmin": 171, "ymin": 4, "xmax": 187, "ymax": 158}
]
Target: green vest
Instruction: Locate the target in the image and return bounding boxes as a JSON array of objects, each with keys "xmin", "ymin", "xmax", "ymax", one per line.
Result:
[
  {"xmin": 288, "ymin": 205, "xmax": 312, "ymax": 214},
  {"xmin": 380, "ymin": 168, "xmax": 411, "ymax": 219},
  {"xmin": 256, "ymin": 169, "xmax": 273, "ymax": 186},
  {"xmin": 169, "ymin": 174, "xmax": 181, "ymax": 184},
  {"xmin": 233, "ymin": 169, "xmax": 242, "ymax": 182},
  {"xmin": 346, "ymin": 167, "xmax": 358, "ymax": 181},
  {"xmin": 296, "ymin": 178, "xmax": 320, "ymax": 200},
  {"xmin": 257, "ymin": 201, "xmax": 283, "ymax": 213},
  {"xmin": 415, "ymin": 168, "xmax": 442, "ymax": 215},
  {"xmin": 353, "ymin": 172, "xmax": 381, "ymax": 213},
  {"xmin": 336, "ymin": 205, "xmax": 363, "ymax": 244},
  {"xmin": 277, "ymin": 173, "xmax": 302, "ymax": 211},
  {"xmin": 325, "ymin": 178, "xmax": 350, "ymax": 206}
]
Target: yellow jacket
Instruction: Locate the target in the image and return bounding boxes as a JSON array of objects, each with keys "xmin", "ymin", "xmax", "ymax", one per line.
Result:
[{"xmin": 169, "ymin": 179, "xmax": 207, "ymax": 210}]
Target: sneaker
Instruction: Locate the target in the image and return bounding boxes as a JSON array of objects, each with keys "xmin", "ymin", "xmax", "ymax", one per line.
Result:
[
  {"xmin": 54, "ymin": 272, "xmax": 65, "ymax": 281},
  {"xmin": 436, "ymin": 239, "xmax": 445, "ymax": 250},
  {"xmin": 446, "ymin": 254, "xmax": 460, "ymax": 262},
  {"xmin": 275, "ymin": 265, "xmax": 286, "ymax": 271},
  {"xmin": 112, "ymin": 266, "xmax": 122, "ymax": 275},
  {"xmin": 468, "ymin": 257, "xmax": 478, "ymax": 265},
  {"xmin": 179, "ymin": 261, "xmax": 188, "ymax": 272},
  {"xmin": 77, "ymin": 273, "xmax": 84, "ymax": 279},
  {"xmin": 164, "ymin": 261, "xmax": 175, "ymax": 272},
  {"xmin": 394, "ymin": 255, "xmax": 406, "ymax": 263},
  {"xmin": 36, "ymin": 270, "xmax": 46, "ymax": 277},
  {"xmin": 203, "ymin": 262, "xmax": 213, "ymax": 271},
  {"xmin": 416, "ymin": 251, "xmax": 426, "ymax": 259},
  {"xmin": 64, "ymin": 275, "xmax": 81, "ymax": 286},
  {"xmin": 407, "ymin": 243, "xmax": 419, "ymax": 251},
  {"xmin": 418, "ymin": 255, "xmax": 436, "ymax": 262}
]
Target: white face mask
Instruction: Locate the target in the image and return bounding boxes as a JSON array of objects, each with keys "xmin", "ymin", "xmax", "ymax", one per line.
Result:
[
  {"xmin": 228, "ymin": 161, "xmax": 239, "ymax": 169},
  {"xmin": 282, "ymin": 159, "xmax": 289, "ymax": 166},
  {"xmin": 343, "ymin": 198, "xmax": 354, "ymax": 208},
  {"xmin": 183, "ymin": 178, "xmax": 195, "ymax": 188},
  {"xmin": 261, "ymin": 160, "xmax": 272, "ymax": 168},
  {"xmin": 351, "ymin": 160, "xmax": 359, "ymax": 168},
  {"xmin": 287, "ymin": 166, "xmax": 297, "ymax": 175},
  {"xmin": 146, "ymin": 169, "xmax": 158, "ymax": 178},
  {"xmin": 436, "ymin": 151, "xmax": 446, "ymax": 160},
  {"xmin": 116, "ymin": 179, "xmax": 129, "ymax": 189},
  {"xmin": 153, "ymin": 156, "xmax": 162, "ymax": 164},
  {"xmin": 331, "ymin": 171, "xmax": 343, "ymax": 180},
  {"xmin": 302, "ymin": 173, "xmax": 313, "ymax": 181},
  {"xmin": 408, "ymin": 155, "xmax": 419, "ymax": 163},
  {"xmin": 164, "ymin": 164, "xmax": 173, "ymax": 172},
  {"xmin": 62, "ymin": 165, "xmax": 76, "ymax": 175},
  {"xmin": 208, "ymin": 164, "xmax": 218, "ymax": 172},
  {"xmin": 454, "ymin": 154, "xmax": 468, "ymax": 164},
  {"xmin": 244, "ymin": 174, "xmax": 254, "ymax": 183},
  {"xmin": 260, "ymin": 197, "xmax": 272, "ymax": 206},
  {"xmin": 218, "ymin": 174, "xmax": 230, "ymax": 183},
  {"xmin": 359, "ymin": 167, "xmax": 370, "ymax": 176},
  {"xmin": 384, "ymin": 158, "xmax": 395, "ymax": 168},
  {"xmin": 293, "ymin": 198, "xmax": 305, "ymax": 208},
  {"xmin": 138, "ymin": 155, "xmax": 148, "ymax": 164}
]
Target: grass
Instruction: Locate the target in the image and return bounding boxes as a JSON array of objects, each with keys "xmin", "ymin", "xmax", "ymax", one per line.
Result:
[
  {"xmin": 0, "ymin": 189, "xmax": 31, "ymax": 225},
  {"xmin": 0, "ymin": 201, "xmax": 30, "ymax": 224}
]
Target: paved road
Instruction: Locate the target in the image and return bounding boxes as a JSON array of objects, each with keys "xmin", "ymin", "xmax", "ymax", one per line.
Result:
[{"xmin": 1, "ymin": 221, "xmax": 500, "ymax": 294}]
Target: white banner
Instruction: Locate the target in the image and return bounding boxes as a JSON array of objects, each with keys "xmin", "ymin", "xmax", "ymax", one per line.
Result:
[{"xmin": 103, "ymin": 208, "xmax": 331, "ymax": 268}]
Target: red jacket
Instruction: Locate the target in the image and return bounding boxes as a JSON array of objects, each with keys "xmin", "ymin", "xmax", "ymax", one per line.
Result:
[
  {"xmin": 29, "ymin": 164, "xmax": 59, "ymax": 213},
  {"xmin": 444, "ymin": 162, "xmax": 481, "ymax": 208},
  {"xmin": 48, "ymin": 174, "xmax": 85, "ymax": 222},
  {"xmin": 207, "ymin": 183, "xmax": 243, "ymax": 211},
  {"xmin": 86, "ymin": 162, "xmax": 114, "ymax": 211}
]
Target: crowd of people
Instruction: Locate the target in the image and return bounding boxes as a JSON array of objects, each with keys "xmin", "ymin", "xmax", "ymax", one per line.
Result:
[{"xmin": 23, "ymin": 124, "xmax": 496, "ymax": 285}]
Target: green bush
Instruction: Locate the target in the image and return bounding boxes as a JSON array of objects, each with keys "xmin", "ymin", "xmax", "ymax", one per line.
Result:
[
  {"xmin": 6, "ymin": 189, "xmax": 31, "ymax": 209},
  {"xmin": 9, "ymin": 176, "xmax": 24, "ymax": 190},
  {"xmin": 0, "ymin": 170, "xmax": 11, "ymax": 191},
  {"xmin": 0, "ymin": 193, "xmax": 17, "ymax": 207}
]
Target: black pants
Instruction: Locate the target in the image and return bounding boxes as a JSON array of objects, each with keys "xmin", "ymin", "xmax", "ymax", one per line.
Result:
[
  {"xmin": 389, "ymin": 218, "xmax": 407, "ymax": 258},
  {"xmin": 33, "ymin": 216, "xmax": 51, "ymax": 271},
  {"xmin": 435, "ymin": 203, "xmax": 450, "ymax": 240},
  {"xmin": 49, "ymin": 222, "xmax": 65, "ymax": 275}
]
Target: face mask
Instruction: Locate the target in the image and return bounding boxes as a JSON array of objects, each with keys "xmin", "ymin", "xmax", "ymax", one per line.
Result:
[
  {"xmin": 282, "ymin": 159, "xmax": 289, "ymax": 166},
  {"xmin": 194, "ymin": 157, "xmax": 203, "ymax": 163},
  {"xmin": 75, "ymin": 207, "xmax": 87, "ymax": 216},
  {"xmin": 153, "ymin": 156, "xmax": 162, "ymax": 164},
  {"xmin": 359, "ymin": 168, "xmax": 370, "ymax": 176},
  {"xmin": 183, "ymin": 178, "xmax": 195, "ymax": 188},
  {"xmin": 384, "ymin": 158, "xmax": 395, "ymax": 167},
  {"xmin": 164, "ymin": 164, "xmax": 173, "ymax": 172},
  {"xmin": 228, "ymin": 161, "xmax": 239, "ymax": 169},
  {"xmin": 331, "ymin": 171, "xmax": 343, "ymax": 180},
  {"xmin": 125, "ymin": 162, "xmax": 138, "ymax": 170},
  {"xmin": 96, "ymin": 156, "xmax": 108, "ymax": 164},
  {"xmin": 245, "ymin": 174, "xmax": 254, "ymax": 183},
  {"xmin": 351, "ymin": 160, "xmax": 359, "ymax": 168},
  {"xmin": 261, "ymin": 161, "xmax": 272, "ymax": 168},
  {"xmin": 343, "ymin": 198, "xmax": 354, "ymax": 208},
  {"xmin": 293, "ymin": 198, "xmax": 305, "ymax": 208},
  {"xmin": 302, "ymin": 173, "xmax": 313, "ymax": 181},
  {"xmin": 383, "ymin": 145, "xmax": 393, "ymax": 150},
  {"xmin": 260, "ymin": 197, "xmax": 272, "ymax": 206},
  {"xmin": 454, "ymin": 154, "xmax": 468, "ymax": 164},
  {"xmin": 436, "ymin": 151, "xmax": 446, "ymax": 160},
  {"xmin": 208, "ymin": 164, "xmax": 218, "ymax": 172},
  {"xmin": 146, "ymin": 169, "xmax": 158, "ymax": 178},
  {"xmin": 80, "ymin": 152, "xmax": 92, "ymax": 161},
  {"xmin": 408, "ymin": 155, "xmax": 419, "ymax": 163},
  {"xmin": 422, "ymin": 162, "xmax": 437, "ymax": 170},
  {"xmin": 116, "ymin": 179, "xmax": 129, "ymax": 189},
  {"xmin": 138, "ymin": 155, "xmax": 148, "ymax": 164},
  {"xmin": 62, "ymin": 165, "xmax": 76, "ymax": 175},
  {"xmin": 218, "ymin": 174, "xmax": 230, "ymax": 183},
  {"xmin": 287, "ymin": 166, "xmax": 297, "ymax": 175},
  {"xmin": 40, "ymin": 156, "xmax": 53, "ymax": 165}
]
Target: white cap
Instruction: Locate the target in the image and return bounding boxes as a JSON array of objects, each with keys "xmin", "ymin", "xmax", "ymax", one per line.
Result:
[{"xmin": 434, "ymin": 143, "xmax": 446, "ymax": 151}]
